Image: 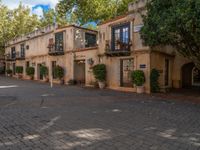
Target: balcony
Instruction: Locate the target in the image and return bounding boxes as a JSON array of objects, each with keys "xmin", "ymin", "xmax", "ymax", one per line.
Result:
[
  {"xmin": 105, "ymin": 40, "xmax": 132, "ymax": 57},
  {"xmin": 16, "ymin": 52, "xmax": 25, "ymax": 60},
  {"xmin": 48, "ymin": 44, "xmax": 64, "ymax": 56},
  {"xmin": 5, "ymin": 53, "xmax": 16, "ymax": 61}
]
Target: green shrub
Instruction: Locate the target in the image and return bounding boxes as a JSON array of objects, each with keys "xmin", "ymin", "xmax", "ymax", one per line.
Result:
[
  {"xmin": 0, "ymin": 67, "xmax": 5, "ymax": 74},
  {"xmin": 40, "ymin": 66, "xmax": 48, "ymax": 77},
  {"xmin": 54, "ymin": 65, "xmax": 64, "ymax": 79},
  {"xmin": 131, "ymin": 70, "xmax": 145, "ymax": 86},
  {"xmin": 150, "ymin": 68, "xmax": 160, "ymax": 93},
  {"xmin": 26, "ymin": 67, "xmax": 35, "ymax": 77},
  {"xmin": 92, "ymin": 64, "xmax": 106, "ymax": 82},
  {"xmin": 6, "ymin": 69, "xmax": 12, "ymax": 74},
  {"xmin": 16, "ymin": 66, "xmax": 23, "ymax": 74}
]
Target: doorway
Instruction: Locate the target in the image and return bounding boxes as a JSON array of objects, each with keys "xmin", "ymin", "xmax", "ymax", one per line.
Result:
[
  {"xmin": 13, "ymin": 63, "xmax": 16, "ymax": 75},
  {"xmin": 52, "ymin": 61, "xmax": 56, "ymax": 79},
  {"xmin": 120, "ymin": 58, "xmax": 134, "ymax": 87},
  {"xmin": 37, "ymin": 64, "xmax": 43, "ymax": 80},
  {"xmin": 192, "ymin": 67, "xmax": 200, "ymax": 86},
  {"xmin": 74, "ymin": 60, "xmax": 86, "ymax": 84}
]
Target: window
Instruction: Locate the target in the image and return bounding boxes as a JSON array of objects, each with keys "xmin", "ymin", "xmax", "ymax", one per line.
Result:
[
  {"xmin": 85, "ymin": 33, "xmax": 96, "ymax": 48},
  {"xmin": 55, "ymin": 32, "xmax": 64, "ymax": 51},
  {"xmin": 11, "ymin": 47, "xmax": 16, "ymax": 59},
  {"xmin": 20, "ymin": 44, "xmax": 25, "ymax": 57},
  {"xmin": 112, "ymin": 23, "xmax": 130, "ymax": 51}
]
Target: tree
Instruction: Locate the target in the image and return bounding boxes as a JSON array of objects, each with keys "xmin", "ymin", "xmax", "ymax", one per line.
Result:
[
  {"xmin": 141, "ymin": 0, "xmax": 200, "ymax": 69},
  {"xmin": 12, "ymin": 3, "xmax": 41, "ymax": 37},
  {"xmin": 0, "ymin": 3, "xmax": 13, "ymax": 54},
  {"xmin": 57, "ymin": 0, "xmax": 135, "ymax": 25},
  {"xmin": 40, "ymin": 8, "xmax": 68, "ymax": 27},
  {"xmin": 0, "ymin": 2, "xmax": 40, "ymax": 54}
]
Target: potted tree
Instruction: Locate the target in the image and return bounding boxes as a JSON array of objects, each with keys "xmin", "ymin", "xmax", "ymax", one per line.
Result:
[
  {"xmin": 131, "ymin": 70, "xmax": 145, "ymax": 94},
  {"xmin": 26, "ymin": 67, "xmax": 35, "ymax": 80},
  {"xmin": 54, "ymin": 65, "xmax": 65, "ymax": 84},
  {"xmin": 92, "ymin": 64, "xmax": 106, "ymax": 89},
  {"xmin": 6, "ymin": 69, "xmax": 12, "ymax": 77},
  {"xmin": 40, "ymin": 65, "xmax": 49, "ymax": 82},
  {"xmin": 16, "ymin": 66, "xmax": 23, "ymax": 79}
]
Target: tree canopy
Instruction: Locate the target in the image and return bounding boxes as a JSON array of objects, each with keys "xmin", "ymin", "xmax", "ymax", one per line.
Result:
[
  {"xmin": 0, "ymin": 2, "xmax": 41, "ymax": 54},
  {"xmin": 0, "ymin": 2, "xmax": 67, "ymax": 54},
  {"xmin": 141, "ymin": 0, "xmax": 200, "ymax": 69},
  {"xmin": 57, "ymin": 0, "xmax": 134, "ymax": 25}
]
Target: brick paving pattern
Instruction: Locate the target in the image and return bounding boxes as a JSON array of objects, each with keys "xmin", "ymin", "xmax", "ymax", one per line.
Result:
[{"xmin": 0, "ymin": 77, "xmax": 200, "ymax": 150}]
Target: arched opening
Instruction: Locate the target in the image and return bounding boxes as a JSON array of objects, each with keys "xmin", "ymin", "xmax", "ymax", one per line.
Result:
[
  {"xmin": 182, "ymin": 63, "xmax": 200, "ymax": 88},
  {"xmin": 192, "ymin": 67, "xmax": 200, "ymax": 86}
]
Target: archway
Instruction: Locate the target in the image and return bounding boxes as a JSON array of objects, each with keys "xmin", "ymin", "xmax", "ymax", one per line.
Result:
[
  {"xmin": 182, "ymin": 63, "xmax": 194, "ymax": 88},
  {"xmin": 192, "ymin": 67, "xmax": 200, "ymax": 86},
  {"xmin": 182, "ymin": 63, "xmax": 200, "ymax": 88}
]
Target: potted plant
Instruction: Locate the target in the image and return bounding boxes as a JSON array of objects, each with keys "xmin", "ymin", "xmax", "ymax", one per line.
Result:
[
  {"xmin": 26, "ymin": 67, "xmax": 35, "ymax": 80},
  {"xmin": 131, "ymin": 70, "xmax": 145, "ymax": 94},
  {"xmin": 40, "ymin": 65, "xmax": 49, "ymax": 82},
  {"xmin": 16, "ymin": 66, "xmax": 23, "ymax": 79},
  {"xmin": 92, "ymin": 64, "xmax": 106, "ymax": 89},
  {"xmin": 54, "ymin": 65, "xmax": 65, "ymax": 84},
  {"xmin": 6, "ymin": 69, "xmax": 12, "ymax": 77}
]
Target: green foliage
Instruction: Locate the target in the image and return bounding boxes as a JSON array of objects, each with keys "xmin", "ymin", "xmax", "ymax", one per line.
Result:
[
  {"xmin": 6, "ymin": 69, "xmax": 12, "ymax": 74},
  {"xmin": 54, "ymin": 65, "xmax": 64, "ymax": 79},
  {"xmin": 40, "ymin": 65, "xmax": 48, "ymax": 77},
  {"xmin": 0, "ymin": 2, "xmax": 40, "ymax": 54},
  {"xmin": 92, "ymin": 64, "xmax": 106, "ymax": 82},
  {"xmin": 150, "ymin": 69, "xmax": 160, "ymax": 93},
  {"xmin": 141, "ymin": 0, "xmax": 200, "ymax": 69},
  {"xmin": 57, "ymin": 0, "xmax": 135, "ymax": 25},
  {"xmin": 40, "ymin": 9, "xmax": 68, "ymax": 27},
  {"xmin": 131, "ymin": 70, "xmax": 145, "ymax": 86},
  {"xmin": 16, "ymin": 66, "xmax": 23, "ymax": 74},
  {"xmin": 26, "ymin": 67, "xmax": 35, "ymax": 77}
]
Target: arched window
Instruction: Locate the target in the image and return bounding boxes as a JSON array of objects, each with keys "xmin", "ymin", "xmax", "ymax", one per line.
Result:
[{"xmin": 192, "ymin": 67, "xmax": 200, "ymax": 86}]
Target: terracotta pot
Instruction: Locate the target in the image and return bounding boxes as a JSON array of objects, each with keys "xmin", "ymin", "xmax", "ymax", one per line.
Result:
[
  {"xmin": 136, "ymin": 86, "xmax": 145, "ymax": 94},
  {"xmin": 43, "ymin": 77, "xmax": 49, "ymax": 82},
  {"xmin": 27, "ymin": 76, "xmax": 34, "ymax": 80},
  {"xmin": 98, "ymin": 81, "xmax": 106, "ymax": 89},
  {"xmin": 60, "ymin": 79, "xmax": 65, "ymax": 85},
  {"xmin": 17, "ymin": 74, "xmax": 23, "ymax": 79}
]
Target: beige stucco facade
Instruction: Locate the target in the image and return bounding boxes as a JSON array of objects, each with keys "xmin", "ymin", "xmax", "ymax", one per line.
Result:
[
  {"xmin": 5, "ymin": 25, "xmax": 98, "ymax": 85},
  {"xmin": 5, "ymin": 0, "xmax": 199, "ymax": 93}
]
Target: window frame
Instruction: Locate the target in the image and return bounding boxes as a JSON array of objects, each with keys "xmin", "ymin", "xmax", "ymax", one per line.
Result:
[
  {"xmin": 85, "ymin": 32, "xmax": 97, "ymax": 48},
  {"xmin": 55, "ymin": 32, "xmax": 64, "ymax": 52},
  {"xmin": 111, "ymin": 22, "xmax": 130, "ymax": 51}
]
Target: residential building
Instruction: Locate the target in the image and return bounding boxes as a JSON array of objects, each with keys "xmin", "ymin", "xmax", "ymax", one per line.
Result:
[
  {"xmin": 5, "ymin": 25, "xmax": 98, "ymax": 85},
  {"xmin": 97, "ymin": 0, "xmax": 200, "ymax": 93},
  {"xmin": 5, "ymin": 0, "xmax": 200, "ymax": 93}
]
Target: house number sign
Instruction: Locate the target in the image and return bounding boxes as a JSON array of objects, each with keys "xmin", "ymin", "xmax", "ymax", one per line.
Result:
[{"xmin": 140, "ymin": 64, "xmax": 146, "ymax": 69}]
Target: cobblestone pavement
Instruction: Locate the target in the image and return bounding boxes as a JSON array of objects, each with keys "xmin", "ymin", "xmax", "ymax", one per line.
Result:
[{"xmin": 0, "ymin": 77, "xmax": 200, "ymax": 150}]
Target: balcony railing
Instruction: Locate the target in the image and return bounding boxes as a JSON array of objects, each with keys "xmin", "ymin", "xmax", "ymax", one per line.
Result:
[
  {"xmin": 48, "ymin": 44, "xmax": 64, "ymax": 56},
  {"xmin": 16, "ymin": 51, "xmax": 25, "ymax": 60},
  {"xmin": 5, "ymin": 53, "xmax": 16, "ymax": 61},
  {"xmin": 105, "ymin": 40, "xmax": 132, "ymax": 57}
]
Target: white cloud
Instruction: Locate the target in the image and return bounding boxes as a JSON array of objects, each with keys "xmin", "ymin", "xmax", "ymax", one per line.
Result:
[{"xmin": 32, "ymin": 6, "xmax": 44, "ymax": 18}]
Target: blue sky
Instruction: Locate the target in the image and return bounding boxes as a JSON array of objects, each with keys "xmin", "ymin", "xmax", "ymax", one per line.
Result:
[{"xmin": 1, "ymin": 0, "xmax": 58, "ymax": 17}]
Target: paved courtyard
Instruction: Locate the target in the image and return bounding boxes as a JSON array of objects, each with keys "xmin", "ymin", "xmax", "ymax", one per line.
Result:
[{"xmin": 0, "ymin": 77, "xmax": 200, "ymax": 150}]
